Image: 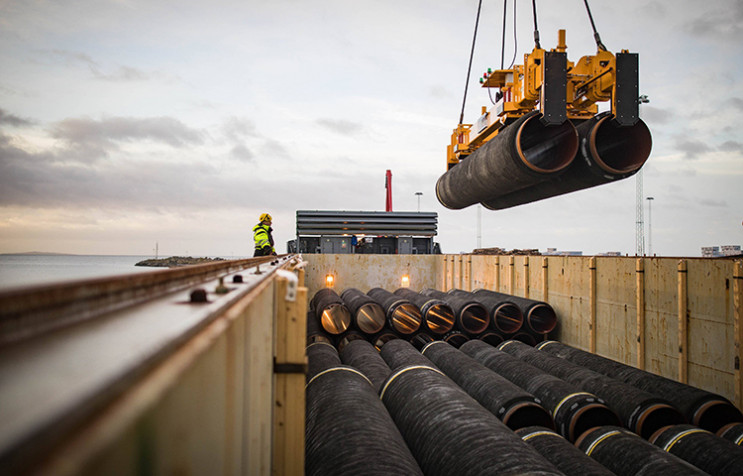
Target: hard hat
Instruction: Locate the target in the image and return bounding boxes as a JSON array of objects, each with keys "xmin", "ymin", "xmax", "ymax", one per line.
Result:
[{"xmin": 259, "ymin": 213, "xmax": 272, "ymax": 223}]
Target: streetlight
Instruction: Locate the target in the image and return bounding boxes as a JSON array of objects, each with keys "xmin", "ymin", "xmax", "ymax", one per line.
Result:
[
  {"xmin": 415, "ymin": 192, "xmax": 423, "ymax": 212},
  {"xmin": 646, "ymin": 197, "xmax": 655, "ymax": 256}
]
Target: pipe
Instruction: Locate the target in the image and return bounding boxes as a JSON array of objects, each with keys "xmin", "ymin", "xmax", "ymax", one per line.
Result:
[
  {"xmin": 380, "ymin": 338, "xmax": 437, "ymax": 370},
  {"xmin": 473, "ymin": 289, "xmax": 556, "ymax": 334},
  {"xmin": 394, "ymin": 288, "xmax": 455, "ymax": 335},
  {"xmin": 311, "ymin": 288, "xmax": 352, "ymax": 335},
  {"xmin": 450, "ymin": 288, "xmax": 523, "ymax": 334},
  {"xmin": 378, "ymin": 341, "xmax": 564, "ymax": 475},
  {"xmin": 367, "ymin": 288, "xmax": 422, "ymax": 335},
  {"xmin": 482, "ymin": 113, "xmax": 652, "ymax": 210},
  {"xmin": 508, "ymin": 331, "xmax": 538, "ymax": 346},
  {"xmin": 460, "ymin": 339, "xmax": 620, "ymax": 441},
  {"xmin": 718, "ymin": 422, "xmax": 743, "ymax": 445},
  {"xmin": 340, "ymin": 288, "xmax": 386, "ymax": 335},
  {"xmin": 338, "ymin": 339, "xmax": 391, "ymax": 393},
  {"xmin": 436, "ymin": 111, "xmax": 578, "ymax": 209},
  {"xmin": 442, "ymin": 330, "xmax": 470, "ymax": 348},
  {"xmin": 515, "ymin": 426, "xmax": 615, "ymax": 476},
  {"xmin": 538, "ymin": 340, "xmax": 743, "ymax": 432},
  {"xmin": 369, "ymin": 329, "xmax": 399, "ymax": 351},
  {"xmin": 306, "ymin": 341, "xmax": 343, "ymax": 382},
  {"xmin": 421, "ymin": 288, "xmax": 490, "ymax": 334},
  {"xmin": 336, "ymin": 329, "xmax": 366, "ymax": 353},
  {"xmin": 307, "ymin": 310, "xmax": 334, "ymax": 346},
  {"xmin": 649, "ymin": 423, "xmax": 743, "ymax": 476},
  {"xmin": 306, "ymin": 345, "xmax": 424, "ymax": 476},
  {"xmin": 408, "ymin": 331, "xmax": 436, "ymax": 351},
  {"xmin": 499, "ymin": 340, "xmax": 684, "ymax": 439},
  {"xmin": 477, "ymin": 331, "xmax": 505, "ymax": 347},
  {"xmin": 421, "ymin": 341, "xmax": 554, "ymax": 430},
  {"xmin": 576, "ymin": 426, "xmax": 708, "ymax": 476}
]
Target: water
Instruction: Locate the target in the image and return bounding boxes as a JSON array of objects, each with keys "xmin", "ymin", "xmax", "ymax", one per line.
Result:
[{"xmin": 0, "ymin": 254, "xmax": 164, "ymax": 290}]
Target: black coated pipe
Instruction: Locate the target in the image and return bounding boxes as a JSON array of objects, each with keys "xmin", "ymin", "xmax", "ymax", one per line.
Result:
[
  {"xmin": 508, "ymin": 331, "xmax": 538, "ymax": 346},
  {"xmin": 477, "ymin": 331, "xmax": 505, "ymax": 347},
  {"xmin": 460, "ymin": 339, "xmax": 620, "ymax": 441},
  {"xmin": 499, "ymin": 340, "xmax": 684, "ymax": 439},
  {"xmin": 311, "ymin": 288, "xmax": 352, "ymax": 335},
  {"xmin": 369, "ymin": 329, "xmax": 399, "ymax": 351},
  {"xmin": 338, "ymin": 339, "xmax": 391, "ymax": 393},
  {"xmin": 450, "ymin": 288, "xmax": 524, "ymax": 333},
  {"xmin": 649, "ymin": 423, "xmax": 743, "ymax": 476},
  {"xmin": 421, "ymin": 288, "xmax": 490, "ymax": 334},
  {"xmin": 576, "ymin": 426, "xmax": 708, "ymax": 476},
  {"xmin": 482, "ymin": 113, "xmax": 652, "ymax": 210},
  {"xmin": 336, "ymin": 329, "xmax": 365, "ymax": 353},
  {"xmin": 442, "ymin": 330, "xmax": 470, "ymax": 348},
  {"xmin": 306, "ymin": 310, "xmax": 333, "ymax": 346},
  {"xmin": 538, "ymin": 340, "xmax": 743, "ymax": 432},
  {"xmin": 367, "ymin": 288, "xmax": 422, "ymax": 335},
  {"xmin": 306, "ymin": 346, "xmax": 423, "ymax": 476},
  {"xmin": 515, "ymin": 426, "xmax": 615, "ymax": 476},
  {"xmin": 306, "ymin": 341, "xmax": 343, "ymax": 382},
  {"xmin": 408, "ymin": 331, "xmax": 435, "ymax": 351},
  {"xmin": 436, "ymin": 111, "xmax": 578, "ymax": 210},
  {"xmin": 718, "ymin": 422, "xmax": 743, "ymax": 445},
  {"xmin": 378, "ymin": 341, "xmax": 564, "ymax": 476},
  {"xmin": 339, "ymin": 288, "xmax": 386, "ymax": 335},
  {"xmin": 421, "ymin": 341, "xmax": 554, "ymax": 430},
  {"xmin": 394, "ymin": 288, "xmax": 455, "ymax": 335},
  {"xmin": 380, "ymin": 338, "xmax": 437, "ymax": 370},
  {"xmin": 473, "ymin": 289, "xmax": 556, "ymax": 334}
]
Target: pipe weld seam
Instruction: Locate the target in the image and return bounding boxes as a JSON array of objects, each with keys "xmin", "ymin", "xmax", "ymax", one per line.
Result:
[
  {"xmin": 379, "ymin": 365, "xmax": 445, "ymax": 400},
  {"xmin": 662, "ymin": 428, "xmax": 709, "ymax": 452},
  {"xmin": 552, "ymin": 392, "xmax": 595, "ymax": 418},
  {"xmin": 584, "ymin": 429, "xmax": 622, "ymax": 456},
  {"xmin": 306, "ymin": 366, "xmax": 372, "ymax": 389},
  {"xmin": 521, "ymin": 430, "xmax": 560, "ymax": 441},
  {"xmin": 420, "ymin": 340, "xmax": 448, "ymax": 355}
]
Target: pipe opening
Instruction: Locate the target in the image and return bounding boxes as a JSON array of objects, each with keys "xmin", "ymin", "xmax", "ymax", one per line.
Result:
[
  {"xmin": 503, "ymin": 402, "xmax": 555, "ymax": 431},
  {"xmin": 372, "ymin": 332, "xmax": 398, "ymax": 351},
  {"xmin": 321, "ymin": 303, "xmax": 352, "ymax": 334},
  {"xmin": 527, "ymin": 304, "xmax": 557, "ymax": 334},
  {"xmin": 494, "ymin": 303, "xmax": 524, "ymax": 333},
  {"xmin": 510, "ymin": 332, "xmax": 537, "ymax": 346},
  {"xmin": 635, "ymin": 403, "xmax": 685, "ymax": 440},
  {"xmin": 590, "ymin": 116, "xmax": 652, "ymax": 174},
  {"xmin": 479, "ymin": 332, "xmax": 504, "ymax": 347},
  {"xmin": 356, "ymin": 303, "xmax": 386, "ymax": 334},
  {"xmin": 390, "ymin": 303, "xmax": 422, "ymax": 335},
  {"xmin": 570, "ymin": 403, "xmax": 622, "ymax": 442},
  {"xmin": 693, "ymin": 399, "xmax": 743, "ymax": 433},
  {"xmin": 517, "ymin": 115, "xmax": 578, "ymax": 173},
  {"xmin": 443, "ymin": 331, "xmax": 470, "ymax": 348},
  {"xmin": 425, "ymin": 304, "xmax": 455, "ymax": 334},
  {"xmin": 460, "ymin": 303, "xmax": 490, "ymax": 334}
]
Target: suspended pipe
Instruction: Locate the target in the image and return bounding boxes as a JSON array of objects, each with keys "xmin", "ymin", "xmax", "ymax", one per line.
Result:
[
  {"xmin": 436, "ymin": 111, "xmax": 578, "ymax": 209},
  {"xmin": 449, "ymin": 288, "xmax": 523, "ymax": 334},
  {"xmin": 460, "ymin": 339, "xmax": 620, "ymax": 441},
  {"xmin": 394, "ymin": 288, "xmax": 455, "ymax": 335},
  {"xmin": 482, "ymin": 113, "xmax": 652, "ymax": 210},
  {"xmin": 338, "ymin": 339, "xmax": 391, "ymax": 393},
  {"xmin": 649, "ymin": 423, "xmax": 743, "ymax": 476},
  {"xmin": 473, "ymin": 289, "xmax": 557, "ymax": 334},
  {"xmin": 576, "ymin": 426, "xmax": 708, "ymax": 476},
  {"xmin": 306, "ymin": 344, "xmax": 424, "ymax": 476},
  {"xmin": 367, "ymin": 288, "xmax": 422, "ymax": 335},
  {"xmin": 378, "ymin": 341, "xmax": 564, "ymax": 476},
  {"xmin": 339, "ymin": 288, "xmax": 386, "ymax": 335},
  {"xmin": 310, "ymin": 288, "xmax": 352, "ymax": 335},
  {"xmin": 538, "ymin": 340, "xmax": 743, "ymax": 432},
  {"xmin": 421, "ymin": 341, "xmax": 554, "ymax": 430},
  {"xmin": 499, "ymin": 340, "xmax": 684, "ymax": 439},
  {"xmin": 442, "ymin": 330, "xmax": 470, "ymax": 348},
  {"xmin": 421, "ymin": 288, "xmax": 490, "ymax": 334},
  {"xmin": 307, "ymin": 310, "xmax": 333, "ymax": 346},
  {"xmin": 718, "ymin": 422, "xmax": 743, "ymax": 445},
  {"xmin": 515, "ymin": 426, "xmax": 616, "ymax": 476}
]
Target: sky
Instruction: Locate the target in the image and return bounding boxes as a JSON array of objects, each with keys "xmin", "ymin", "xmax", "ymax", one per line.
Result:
[{"xmin": 0, "ymin": 0, "xmax": 742, "ymax": 257}]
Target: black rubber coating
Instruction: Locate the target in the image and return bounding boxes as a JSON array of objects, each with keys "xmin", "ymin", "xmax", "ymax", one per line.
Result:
[
  {"xmin": 338, "ymin": 339, "xmax": 391, "ymax": 393},
  {"xmin": 340, "ymin": 288, "xmax": 386, "ymax": 335},
  {"xmin": 336, "ymin": 329, "xmax": 366, "ymax": 353},
  {"xmin": 718, "ymin": 422, "xmax": 743, "ymax": 446},
  {"xmin": 649, "ymin": 423, "xmax": 743, "ymax": 476},
  {"xmin": 311, "ymin": 288, "xmax": 352, "ymax": 335},
  {"xmin": 369, "ymin": 329, "xmax": 399, "ymax": 351},
  {"xmin": 307, "ymin": 310, "xmax": 334, "ymax": 346},
  {"xmin": 442, "ymin": 330, "xmax": 470, "ymax": 348},
  {"xmin": 306, "ymin": 342, "xmax": 342, "ymax": 382},
  {"xmin": 515, "ymin": 426, "xmax": 615, "ymax": 476}
]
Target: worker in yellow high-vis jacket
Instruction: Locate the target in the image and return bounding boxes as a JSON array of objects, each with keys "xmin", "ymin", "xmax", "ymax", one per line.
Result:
[{"xmin": 253, "ymin": 213, "xmax": 277, "ymax": 256}]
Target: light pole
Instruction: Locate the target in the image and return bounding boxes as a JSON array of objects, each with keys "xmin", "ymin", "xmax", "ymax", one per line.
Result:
[
  {"xmin": 646, "ymin": 196, "xmax": 655, "ymax": 256},
  {"xmin": 415, "ymin": 192, "xmax": 423, "ymax": 212}
]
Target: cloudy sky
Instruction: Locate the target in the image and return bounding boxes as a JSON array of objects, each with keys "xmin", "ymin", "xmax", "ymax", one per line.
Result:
[{"xmin": 1, "ymin": 0, "xmax": 741, "ymax": 257}]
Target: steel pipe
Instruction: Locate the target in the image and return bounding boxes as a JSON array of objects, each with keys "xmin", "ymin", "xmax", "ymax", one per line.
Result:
[
  {"xmin": 408, "ymin": 331, "xmax": 436, "ymax": 351},
  {"xmin": 421, "ymin": 288, "xmax": 490, "ymax": 334},
  {"xmin": 538, "ymin": 340, "xmax": 743, "ymax": 432},
  {"xmin": 436, "ymin": 111, "xmax": 578, "ymax": 209},
  {"xmin": 482, "ymin": 113, "xmax": 652, "ymax": 210},
  {"xmin": 460, "ymin": 339, "xmax": 620, "ymax": 441},
  {"xmin": 442, "ymin": 330, "xmax": 470, "ymax": 348},
  {"xmin": 311, "ymin": 288, "xmax": 352, "ymax": 335},
  {"xmin": 307, "ymin": 310, "xmax": 333, "ymax": 346},
  {"xmin": 718, "ymin": 422, "xmax": 743, "ymax": 445},
  {"xmin": 507, "ymin": 331, "xmax": 538, "ymax": 346},
  {"xmin": 515, "ymin": 426, "xmax": 615, "ymax": 476},
  {"xmin": 336, "ymin": 329, "xmax": 365, "ymax": 353},
  {"xmin": 421, "ymin": 341, "xmax": 554, "ymax": 430},
  {"xmin": 649, "ymin": 423, "xmax": 743, "ymax": 476},
  {"xmin": 378, "ymin": 341, "xmax": 564, "ymax": 476},
  {"xmin": 306, "ymin": 341, "xmax": 343, "ymax": 382},
  {"xmin": 576, "ymin": 426, "xmax": 708, "ymax": 476},
  {"xmin": 339, "ymin": 288, "xmax": 386, "ymax": 335},
  {"xmin": 394, "ymin": 288, "xmax": 455, "ymax": 335},
  {"xmin": 477, "ymin": 331, "xmax": 505, "ymax": 347},
  {"xmin": 473, "ymin": 289, "xmax": 556, "ymax": 334},
  {"xmin": 367, "ymin": 288, "xmax": 422, "ymax": 335},
  {"xmin": 500, "ymin": 340, "xmax": 684, "ymax": 439},
  {"xmin": 449, "ymin": 289, "xmax": 524, "ymax": 334},
  {"xmin": 369, "ymin": 329, "xmax": 399, "ymax": 351},
  {"xmin": 338, "ymin": 339, "xmax": 391, "ymax": 393}
]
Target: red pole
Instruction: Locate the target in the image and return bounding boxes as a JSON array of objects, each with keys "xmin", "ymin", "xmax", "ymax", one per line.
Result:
[{"xmin": 385, "ymin": 169, "xmax": 393, "ymax": 212}]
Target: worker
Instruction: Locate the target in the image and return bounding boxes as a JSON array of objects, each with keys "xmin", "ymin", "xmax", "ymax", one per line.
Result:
[{"xmin": 253, "ymin": 213, "xmax": 277, "ymax": 256}]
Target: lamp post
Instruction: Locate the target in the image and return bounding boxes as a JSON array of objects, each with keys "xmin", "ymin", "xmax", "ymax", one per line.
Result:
[
  {"xmin": 647, "ymin": 196, "xmax": 655, "ymax": 256},
  {"xmin": 415, "ymin": 192, "xmax": 423, "ymax": 212}
]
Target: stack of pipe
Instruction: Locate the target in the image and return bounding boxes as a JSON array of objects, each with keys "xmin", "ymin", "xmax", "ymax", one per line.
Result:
[
  {"xmin": 393, "ymin": 288, "xmax": 455, "ymax": 335},
  {"xmin": 367, "ymin": 287, "xmax": 422, "ymax": 335},
  {"xmin": 472, "ymin": 289, "xmax": 557, "ymax": 338},
  {"xmin": 649, "ymin": 423, "xmax": 743, "ymax": 475},
  {"xmin": 420, "ymin": 288, "xmax": 490, "ymax": 335},
  {"xmin": 310, "ymin": 288, "xmax": 351, "ymax": 335},
  {"xmin": 515, "ymin": 426, "xmax": 616, "ymax": 476}
]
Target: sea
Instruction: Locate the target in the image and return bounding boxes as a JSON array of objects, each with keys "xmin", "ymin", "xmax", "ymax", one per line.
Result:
[{"xmin": 0, "ymin": 254, "xmax": 166, "ymax": 291}]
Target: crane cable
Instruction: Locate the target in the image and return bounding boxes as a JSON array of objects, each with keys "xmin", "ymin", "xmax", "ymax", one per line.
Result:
[
  {"xmin": 531, "ymin": 0, "xmax": 541, "ymax": 49},
  {"xmin": 583, "ymin": 0, "xmax": 607, "ymax": 51},
  {"xmin": 459, "ymin": 0, "xmax": 483, "ymax": 125}
]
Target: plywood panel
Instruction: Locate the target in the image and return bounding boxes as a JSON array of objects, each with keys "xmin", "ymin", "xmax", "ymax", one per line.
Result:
[
  {"xmin": 548, "ymin": 256, "xmax": 591, "ymax": 349},
  {"xmin": 594, "ymin": 257, "xmax": 636, "ymax": 366},
  {"xmin": 643, "ymin": 259, "xmax": 679, "ymax": 380}
]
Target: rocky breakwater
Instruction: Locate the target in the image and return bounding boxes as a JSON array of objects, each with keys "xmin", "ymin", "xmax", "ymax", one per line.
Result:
[{"xmin": 135, "ymin": 256, "xmax": 225, "ymax": 267}]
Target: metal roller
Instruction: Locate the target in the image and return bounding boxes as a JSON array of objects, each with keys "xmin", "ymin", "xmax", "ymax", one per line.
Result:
[
  {"xmin": 394, "ymin": 288, "xmax": 455, "ymax": 335},
  {"xmin": 515, "ymin": 426, "xmax": 615, "ymax": 476},
  {"xmin": 311, "ymin": 288, "xmax": 352, "ymax": 335},
  {"xmin": 367, "ymin": 288, "xmax": 422, "ymax": 335},
  {"xmin": 649, "ymin": 423, "xmax": 743, "ymax": 476},
  {"xmin": 436, "ymin": 111, "xmax": 578, "ymax": 210},
  {"xmin": 421, "ymin": 288, "xmax": 490, "ymax": 334},
  {"xmin": 473, "ymin": 289, "xmax": 556, "ymax": 334},
  {"xmin": 339, "ymin": 288, "xmax": 386, "ymax": 335},
  {"xmin": 449, "ymin": 288, "xmax": 524, "ymax": 334},
  {"xmin": 482, "ymin": 113, "xmax": 652, "ymax": 210}
]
